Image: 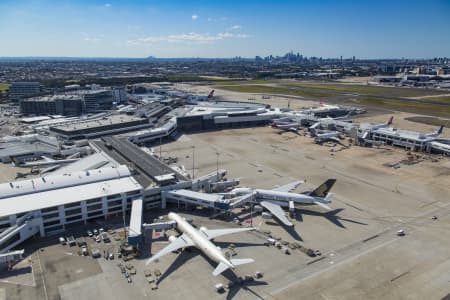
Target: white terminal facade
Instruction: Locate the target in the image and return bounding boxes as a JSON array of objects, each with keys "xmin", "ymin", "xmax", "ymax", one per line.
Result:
[{"xmin": 0, "ymin": 166, "xmax": 142, "ymax": 253}]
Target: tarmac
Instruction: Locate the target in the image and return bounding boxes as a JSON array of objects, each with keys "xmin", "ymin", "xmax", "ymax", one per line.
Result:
[{"xmin": 0, "ymin": 89, "xmax": 449, "ymax": 299}]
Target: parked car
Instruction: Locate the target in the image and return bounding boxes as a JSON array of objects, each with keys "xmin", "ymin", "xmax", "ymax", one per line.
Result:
[
  {"xmin": 87, "ymin": 230, "xmax": 93, "ymax": 237},
  {"xmin": 67, "ymin": 236, "xmax": 76, "ymax": 247},
  {"xmin": 95, "ymin": 236, "xmax": 101, "ymax": 243},
  {"xmin": 109, "ymin": 253, "xmax": 114, "ymax": 260},
  {"xmin": 91, "ymin": 249, "xmax": 101, "ymax": 258},
  {"xmin": 93, "ymin": 229, "xmax": 98, "ymax": 235},
  {"xmin": 59, "ymin": 237, "xmax": 66, "ymax": 245}
]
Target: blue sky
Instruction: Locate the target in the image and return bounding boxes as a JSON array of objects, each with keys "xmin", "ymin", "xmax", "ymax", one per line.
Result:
[{"xmin": 0, "ymin": 0, "xmax": 449, "ymax": 58}]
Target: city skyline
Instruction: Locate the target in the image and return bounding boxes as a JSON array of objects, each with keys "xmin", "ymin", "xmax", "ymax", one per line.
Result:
[{"xmin": 0, "ymin": 0, "xmax": 449, "ymax": 59}]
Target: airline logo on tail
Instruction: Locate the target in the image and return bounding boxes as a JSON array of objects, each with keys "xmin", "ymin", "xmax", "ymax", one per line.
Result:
[
  {"xmin": 387, "ymin": 116, "xmax": 394, "ymax": 126},
  {"xmin": 437, "ymin": 125, "xmax": 444, "ymax": 136},
  {"xmin": 207, "ymin": 90, "xmax": 215, "ymax": 99},
  {"xmin": 309, "ymin": 179, "xmax": 336, "ymax": 198}
]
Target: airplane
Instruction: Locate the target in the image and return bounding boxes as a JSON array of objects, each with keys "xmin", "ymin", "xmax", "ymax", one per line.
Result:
[
  {"xmin": 146, "ymin": 212, "xmax": 255, "ymax": 276},
  {"xmin": 360, "ymin": 116, "xmax": 394, "ymax": 131},
  {"xmin": 270, "ymin": 122, "xmax": 301, "ymax": 134},
  {"xmin": 10, "ymin": 155, "xmax": 80, "ymax": 168},
  {"xmin": 314, "ymin": 131, "xmax": 346, "ymax": 146},
  {"xmin": 229, "ymin": 179, "xmax": 336, "ymax": 226},
  {"xmin": 424, "ymin": 125, "xmax": 444, "ymax": 138}
]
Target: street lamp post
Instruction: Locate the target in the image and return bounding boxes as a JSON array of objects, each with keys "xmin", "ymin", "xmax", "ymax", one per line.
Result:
[
  {"xmin": 192, "ymin": 146, "xmax": 195, "ymax": 180},
  {"xmin": 216, "ymin": 152, "xmax": 220, "ymax": 179}
]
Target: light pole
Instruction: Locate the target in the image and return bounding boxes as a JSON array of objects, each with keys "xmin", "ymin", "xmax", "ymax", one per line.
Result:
[
  {"xmin": 192, "ymin": 146, "xmax": 195, "ymax": 180},
  {"xmin": 159, "ymin": 137, "xmax": 162, "ymax": 160},
  {"xmin": 216, "ymin": 152, "xmax": 220, "ymax": 179}
]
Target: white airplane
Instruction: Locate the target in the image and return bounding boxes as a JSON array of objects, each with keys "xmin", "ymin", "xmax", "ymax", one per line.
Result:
[
  {"xmin": 270, "ymin": 122, "xmax": 301, "ymax": 133},
  {"xmin": 230, "ymin": 179, "xmax": 336, "ymax": 226},
  {"xmin": 360, "ymin": 116, "xmax": 394, "ymax": 131},
  {"xmin": 424, "ymin": 125, "xmax": 444, "ymax": 138},
  {"xmin": 314, "ymin": 131, "xmax": 344, "ymax": 145},
  {"xmin": 146, "ymin": 212, "xmax": 255, "ymax": 276},
  {"xmin": 10, "ymin": 155, "xmax": 80, "ymax": 168}
]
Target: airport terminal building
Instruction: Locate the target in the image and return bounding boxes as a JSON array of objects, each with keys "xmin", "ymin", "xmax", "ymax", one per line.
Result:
[{"xmin": 0, "ymin": 166, "xmax": 143, "ymax": 253}]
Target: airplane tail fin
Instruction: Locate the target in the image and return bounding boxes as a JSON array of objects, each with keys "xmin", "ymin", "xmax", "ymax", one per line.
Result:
[
  {"xmin": 387, "ymin": 116, "xmax": 394, "ymax": 126},
  {"xmin": 309, "ymin": 179, "xmax": 336, "ymax": 198},
  {"xmin": 212, "ymin": 258, "xmax": 254, "ymax": 276},
  {"xmin": 436, "ymin": 125, "xmax": 444, "ymax": 136},
  {"xmin": 207, "ymin": 90, "xmax": 215, "ymax": 99},
  {"xmin": 213, "ymin": 262, "xmax": 231, "ymax": 276},
  {"xmin": 10, "ymin": 156, "xmax": 20, "ymax": 166},
  {"xmin": 230, "ymin": 258, "xmax": 254, "ymax": 266}
]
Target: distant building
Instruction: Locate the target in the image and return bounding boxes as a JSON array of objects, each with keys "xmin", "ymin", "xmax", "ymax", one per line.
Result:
[
  {"xmin": 19, "ymin": 95, "xmax": 84, "ymax": 116},
  {"xmin": 112, "ymin": 87, "xmax": 127, "ymax": 104},
  {"xmin": 81, "ymin": 89, "xmax": 114, "ymax": 112},
  {"xmin": 9, "ymin": 82, "xmax": 42, "ymax": 102}
]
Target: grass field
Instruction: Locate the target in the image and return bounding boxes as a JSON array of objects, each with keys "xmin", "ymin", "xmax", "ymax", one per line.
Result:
[
  {"xmin": 405, "ymin": 116, "xmax": 450, "ymax": 127},
  {"xmin": 217, "ymin": 84, "xmax": 334, "ymax": 98},
  {"xmin": 280, "ymin": 81, "xmax": 447, "ymax": 98},
  {"xmin": 213, "ymin": 80, "xmax": 450, "ymax": 117},
  {"xmin": 0, "ymin": 83, "xmax": 9, "ymax": 92},
  {"xmin": 214, "ymin": 79, "xmax": 447, "ymax": 98},
  {"xmin": 358, "ymin": 97, "xmax": 450, "ymax": 117}
]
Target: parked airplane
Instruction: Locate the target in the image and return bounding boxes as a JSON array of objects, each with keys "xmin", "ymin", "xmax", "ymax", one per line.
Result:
[
  {"xmin": 10, "ymin": 155, "xmax": 80, "ymax": 168},
  {"xmin": 146, "ymin": 212, "xmax": 255, "ymax": 276},
  {"xmin": 424, "ymin": 125, "xmax": 444, "ymax": 138},
  {"xmin": 230, "ymin": 179, "xmax": 336, "ymax": 226},
  {"xmin": 360, "ymin": 116, "xmax": 394, "ymax": 132},
  {"xmin": 314, "ymin": 131, "xmax": 345, "ymax": 145},
  {"xmin": 270, "ymin": 122, "xmax": 301, "ymax": 133}
]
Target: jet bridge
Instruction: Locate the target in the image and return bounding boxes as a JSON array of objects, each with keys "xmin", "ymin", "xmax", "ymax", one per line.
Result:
[
  {"xmin": 163, "ymin": 189, "xmax": 232, "ymax": 210},
  {"xmin": 0, "ymin": 213, "xmax": 42, "ymax": 254}
]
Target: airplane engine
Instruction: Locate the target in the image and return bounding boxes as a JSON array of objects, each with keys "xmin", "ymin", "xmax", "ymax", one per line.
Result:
[
  {"xmin": 261, "ymin": 212, "xmax": 273, "ymax": 219},
  {"xmin": 168, "ymin": 235, "xmax": 177, "ymax": 242},
  {"xmin": 199, "ymin": 226, "xmax": 208, "ymax": 233}
]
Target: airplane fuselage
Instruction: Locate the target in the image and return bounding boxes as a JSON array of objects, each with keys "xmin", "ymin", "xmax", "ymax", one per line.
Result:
[
  {"xmin": 16, "ymin": 158, "xmax": 79, "ymax": 168},
  {"xmin": 168, "ymin": 213, "xmax": 233, "ymax": 269},
  {"xmin": 231, "ymin": 188, "xmax": 330, "ymax": 206}
]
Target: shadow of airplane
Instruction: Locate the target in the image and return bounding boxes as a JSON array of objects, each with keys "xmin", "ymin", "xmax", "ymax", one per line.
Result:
[
  {"xmin": 201, "ymin": 256, "xmax": 268, "ymax": 300},
  {"xmin": 295, "ymin": 208, "xmax": 368, "ymax": 228},
  {"xmin": 156, "ymin": 248, "xmax": 199, "ymax": 285}
]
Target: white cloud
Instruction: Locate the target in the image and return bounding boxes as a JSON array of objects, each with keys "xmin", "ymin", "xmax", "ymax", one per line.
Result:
[
  {"xmin": 104, "ymin": 3, "xmax": 111, "ymax": 8},
  {"xmin": 127, "ymin": 32, "xmax": 250, "ymax": 46},
  {"xmin": 81, "ymin": 32, "xmax": 104, "ymax": 43},
  {"xmin": 191, "ymin": 14, "xmax": 198, "ymax": 21},
  {"xmin": 228, "ymin": 25, "xmax": 242, "ymax": 30},
  {"xmin": 207, "ymin": 16, "xmax": 228, "ymax": 22}
]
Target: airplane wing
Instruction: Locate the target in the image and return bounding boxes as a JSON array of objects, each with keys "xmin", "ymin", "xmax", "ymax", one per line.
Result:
[
  {"xmin": 260, "ymin": 201, "xmax": 293, "ymax": 226},
  {"xmin": 272, "ymin": 180, "xmax": 304, "ymax": 192},
  {"xmin": 146, "ymin": 233, "xmax": 194, "ymax": 265},
  {"xmin": 202, "ymin": 227, "xmax": 255, "ymax": 240}
]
